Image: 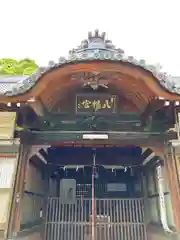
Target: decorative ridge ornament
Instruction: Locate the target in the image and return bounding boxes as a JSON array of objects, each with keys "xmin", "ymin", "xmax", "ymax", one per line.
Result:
[
  {"xmin": 68, "ymin": 29, "xmax": 124, "ymax": 61},
  {"xmin": 2, "ymin": 30, "xmax": 180, "ymax": 96},
  {"xmin": 69, "ymin": 29, "xmax": 123, "ymax": 53}
]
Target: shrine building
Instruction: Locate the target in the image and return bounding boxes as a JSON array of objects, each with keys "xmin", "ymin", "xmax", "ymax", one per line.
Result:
[{"xmin": 0, "ymin": 30, "xmax": 180, "ymax": 240}]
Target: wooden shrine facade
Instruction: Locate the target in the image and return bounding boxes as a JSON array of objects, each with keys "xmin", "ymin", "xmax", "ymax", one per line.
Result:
[
  {"xmin": 0, "ymin": 30, "xmax": 180, "ymax": 239},
  {"xmin": 0, "ymin": 31, "xmax": 180, "ymax": 146}
]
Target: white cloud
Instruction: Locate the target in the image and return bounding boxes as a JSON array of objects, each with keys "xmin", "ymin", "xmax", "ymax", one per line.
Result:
[{"xmin": 0, "ymin": 0, "xmax": 180, "ymax": 74}]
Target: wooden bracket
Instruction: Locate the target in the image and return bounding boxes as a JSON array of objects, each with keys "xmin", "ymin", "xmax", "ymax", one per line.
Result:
[
  {"xmin": 28, "ymin": 98, "xmax": 46, "ymax": 116},
  {"xmin": 141, "ymin": 98, "xmax": 165, "ymax": 125}
]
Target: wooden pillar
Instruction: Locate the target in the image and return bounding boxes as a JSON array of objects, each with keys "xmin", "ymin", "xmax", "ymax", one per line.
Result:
[
  {"xmin": 173, "ymin": 144, "xmax": 180, "ymax": 190},
  {"xmin": 8, "ymin": 144, "xmax": 31, "ymax": 238},
  {"xmin": 164, "ymin": 143, "xmax": 180, "ymax": 231}
]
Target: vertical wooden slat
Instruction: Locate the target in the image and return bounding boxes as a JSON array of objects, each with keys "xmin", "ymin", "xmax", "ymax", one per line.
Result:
[{"xmin": 45, "ymin": 198, "xmax": 147, "ymax": 240}]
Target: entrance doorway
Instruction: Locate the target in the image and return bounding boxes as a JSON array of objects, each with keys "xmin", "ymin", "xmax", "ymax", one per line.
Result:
[
  {"xmin": 12, "ymin": 145, "xmax": 174, "ymax": 240},
  {"xmin": 42, "ymin": 146, "xmax": 147, "ymax": 240}
]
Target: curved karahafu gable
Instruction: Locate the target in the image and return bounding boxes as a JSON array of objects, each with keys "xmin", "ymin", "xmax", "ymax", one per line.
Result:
[{"xmin": 2, "ymin": 30, "xmax": 180, "ymax": 97}]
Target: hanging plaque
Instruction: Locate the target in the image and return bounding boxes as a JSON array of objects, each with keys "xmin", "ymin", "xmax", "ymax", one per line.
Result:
[{"xmin": 76, "ymin": 94, "xmax": 117, "ymax": 114}]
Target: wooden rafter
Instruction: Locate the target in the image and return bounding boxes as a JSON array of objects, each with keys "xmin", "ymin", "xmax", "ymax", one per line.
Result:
[{"xmin": 1, "ymin": 62, "xmax": 180, "ymax": 104}]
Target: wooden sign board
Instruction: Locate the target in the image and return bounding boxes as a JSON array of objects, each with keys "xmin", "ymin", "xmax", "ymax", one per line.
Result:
[
  {"xmin": 0, "ymin": 112, "xmax": 16, "ymax": 140},
  {"xmin": 76, "ymin": 94, "xmax": 117, "ymax": 115}
]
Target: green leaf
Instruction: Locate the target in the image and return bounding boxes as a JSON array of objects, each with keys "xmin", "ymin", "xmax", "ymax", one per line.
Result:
[{"xmin": 0, "ymin": 58, "xmax": 38, "ymax": 76}]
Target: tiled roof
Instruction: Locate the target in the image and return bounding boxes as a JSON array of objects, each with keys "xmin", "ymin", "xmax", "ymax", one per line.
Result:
[
  {"xmin": 1, "ymin": 30, "xmax": 180, "ymax": 96},
  {"xmin": 0, "ymin": 76, "xmax": 27, "ymax": 94}
]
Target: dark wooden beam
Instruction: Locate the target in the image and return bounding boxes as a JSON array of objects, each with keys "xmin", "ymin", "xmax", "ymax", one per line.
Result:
[
  {"xmin": 20, "ymin": 129, "xmax": 177, "ymax": 147},
  {"xmin": 0, "ymin": 102, "xmax": 24, "ymax": 113},
  {"xmin": 47, "ymin": 155, "xmax": 142, "ymax": 166}
]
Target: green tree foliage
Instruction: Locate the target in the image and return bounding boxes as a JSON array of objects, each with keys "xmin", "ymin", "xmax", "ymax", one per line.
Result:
[{"xmin": 0, "ymin": 58, "xmax": 38, "ymax": 76}]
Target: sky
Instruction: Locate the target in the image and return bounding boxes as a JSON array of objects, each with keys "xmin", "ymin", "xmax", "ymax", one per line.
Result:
[{"xmin": 0, "ymin": 0, "xmax": 180, "ymax": 75}]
